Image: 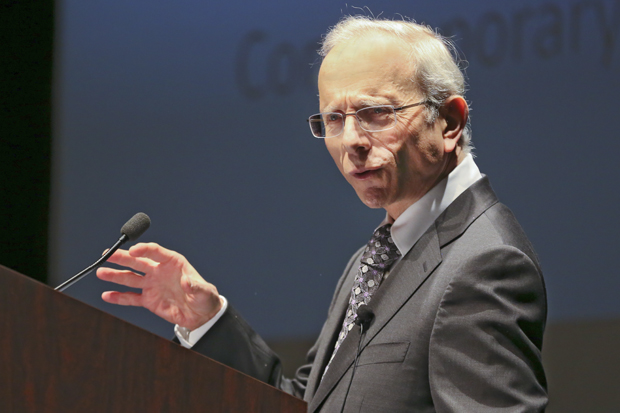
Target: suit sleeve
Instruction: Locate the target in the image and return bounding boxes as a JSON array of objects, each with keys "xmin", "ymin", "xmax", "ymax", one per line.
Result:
[
  {"xmin": 188, "ymin": 246, "xmax": 363, "ymax": 400},
  {"xmin": 189, "ymin": 306, "xmax": 323, "ymax": 400},
  {"xmin": 428, "ymin": 245, "xmax": 548, "ymax": 412},
  {"xmin": 189, "ymin": 304, "xmax": 283, "ymax": 385}
]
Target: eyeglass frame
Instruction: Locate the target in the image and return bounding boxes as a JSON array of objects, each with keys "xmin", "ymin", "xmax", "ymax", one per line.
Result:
[{"xmin": 306, "ymin": 100, "xmax": 429, "ymax": 138}]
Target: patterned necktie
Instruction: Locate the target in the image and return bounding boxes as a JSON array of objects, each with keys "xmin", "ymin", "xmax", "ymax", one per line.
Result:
[{"xmin": 323, "ymin": 224, "xmax": 401, "ymax": 375}]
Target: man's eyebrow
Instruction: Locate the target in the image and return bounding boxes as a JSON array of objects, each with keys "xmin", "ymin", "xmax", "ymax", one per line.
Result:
[
  {"xmin": 320, "ymin": 96, "xmax": 396, "ymax": 113},
  {"xmin": 321, "ymin": 104, "xmax": 339, "ymax": 113},
  {"xmin": 358, "ymin": 96, "xmax": 396, "ymax": 107}
]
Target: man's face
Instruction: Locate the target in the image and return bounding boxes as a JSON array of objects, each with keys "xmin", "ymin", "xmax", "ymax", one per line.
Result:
[{"xmin": 318, "ymin": 34, "xmax": 455, "ymax": 220}]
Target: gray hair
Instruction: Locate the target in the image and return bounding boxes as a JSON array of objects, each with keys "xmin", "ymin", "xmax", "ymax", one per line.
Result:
[{"xmin": 320, "ymin": 16, "xmax": 473, "ymax": 154}]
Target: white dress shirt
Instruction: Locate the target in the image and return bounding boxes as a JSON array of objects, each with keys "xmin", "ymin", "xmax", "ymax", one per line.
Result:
[
  {"xmin": 388, "ymin": 153, "xmax": 482, "ymax": 261},
  {"xmin": 175, "ymin": 296, "xmax": 228, "ymax": 348}
]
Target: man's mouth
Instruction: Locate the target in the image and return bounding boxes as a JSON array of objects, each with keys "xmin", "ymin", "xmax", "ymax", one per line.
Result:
[{"xmin": 351, "ymin": 168, "xmax": 380, "ymax": 180}]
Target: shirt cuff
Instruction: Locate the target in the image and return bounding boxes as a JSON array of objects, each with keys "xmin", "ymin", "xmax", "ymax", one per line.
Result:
[{"xmin": 174, "ymin": 295, "xmax": 228, "ymax": 348}]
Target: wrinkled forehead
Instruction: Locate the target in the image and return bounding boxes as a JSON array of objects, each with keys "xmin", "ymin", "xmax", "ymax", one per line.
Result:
[{"xmin": 318, "ymin": 34, "xmax": 420, "ymax": 105}]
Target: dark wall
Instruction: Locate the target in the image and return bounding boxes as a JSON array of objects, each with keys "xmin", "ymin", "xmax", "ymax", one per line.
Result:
[{"xmin": 0, "ymin": 0, "xmax": 54, "ymax": 283}]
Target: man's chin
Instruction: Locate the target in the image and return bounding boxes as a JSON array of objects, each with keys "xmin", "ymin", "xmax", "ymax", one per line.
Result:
[{"xmin": 356, "ymin": 189, "xmax": 388, "ymax": 210}]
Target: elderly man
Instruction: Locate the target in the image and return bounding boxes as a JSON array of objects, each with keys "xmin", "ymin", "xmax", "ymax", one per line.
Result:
[{"xmin": 97, "ymin": 16, "xmax": 548, "ymax": 412}]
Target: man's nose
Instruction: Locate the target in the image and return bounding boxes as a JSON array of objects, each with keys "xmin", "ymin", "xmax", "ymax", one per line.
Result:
[{"xmin": 341, "ymin": 115, "xmax": 371, "ymax": 153}]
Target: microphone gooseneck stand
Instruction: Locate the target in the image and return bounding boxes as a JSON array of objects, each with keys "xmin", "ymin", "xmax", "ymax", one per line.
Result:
[
  {"xmin": 55, "ymin": 212, "xmax": 151, "ymax": 292},
  {"xmin": 55, "ymin": 234, "xmax": 129, "ymax": 292}
]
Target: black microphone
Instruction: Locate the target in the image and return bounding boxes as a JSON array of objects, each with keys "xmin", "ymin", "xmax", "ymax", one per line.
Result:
[
  {"xmin": 55, "ymin": 212, "xmax": 151, "ymax": 292},
  {"xmin": 119, "ymin": 212, "xmax": 151, "ymax": 242},
  {"xmin": 340, "ymin": 306, "xmax": 375, "ymax": 413},
  {"xmin": 355, "ymin": 305, "xmax": 375, "ymax": 330}
]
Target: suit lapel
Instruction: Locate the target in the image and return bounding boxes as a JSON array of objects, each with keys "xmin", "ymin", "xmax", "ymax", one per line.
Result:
[
  {"xmin": 308, "ymin": 224, "xmax": 442, "ymax": 412},
  {"xmin": 307, "ymin": 177, "xmax": 499, "ymax": 412},
  {"xmin": 363, "ymin": 225, "xmax": 442, "ymax": 344}
]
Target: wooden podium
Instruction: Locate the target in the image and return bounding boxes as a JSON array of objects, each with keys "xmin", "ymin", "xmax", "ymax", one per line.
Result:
[{"xmin": 0, "ymin": 265, "xmax": 306, "ymax": 412}]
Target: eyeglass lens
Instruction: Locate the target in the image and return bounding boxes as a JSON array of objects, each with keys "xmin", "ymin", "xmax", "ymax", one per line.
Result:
[{"xmin": 308, "ymin": 106, "xmax": 397, "ymax": 138}]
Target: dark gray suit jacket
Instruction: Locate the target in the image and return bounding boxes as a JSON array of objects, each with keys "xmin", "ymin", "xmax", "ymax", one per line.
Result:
[{"xmin": 191, "ymin": 177, "xmax": 548, "ymax": 412}]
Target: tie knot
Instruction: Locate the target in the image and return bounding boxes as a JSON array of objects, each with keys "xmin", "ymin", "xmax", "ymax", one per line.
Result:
[
  {"xmin": 362, "ymin": 224, "xmax": 401, "ymax": 267},
  {"xmin": 373, "ymin": 223, "xmax": 392, "ymax": 241}
]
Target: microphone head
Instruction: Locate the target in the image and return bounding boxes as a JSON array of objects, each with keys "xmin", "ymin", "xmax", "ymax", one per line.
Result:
[
  {"xmin": 355, "ymin": 305, "xmax": 375, "ymax": 328},
  {"xmin": 120, "ymin": 212, "xmax": 151, "ymax": 241}
]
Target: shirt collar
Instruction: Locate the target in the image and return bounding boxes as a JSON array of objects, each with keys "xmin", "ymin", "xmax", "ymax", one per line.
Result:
[{"xmin": 386, "ymin": 154, "xmax": 482, "ymax": 257}]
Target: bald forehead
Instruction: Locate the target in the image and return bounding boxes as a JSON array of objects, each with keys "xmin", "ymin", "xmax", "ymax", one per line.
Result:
[
  {"xmin": 321, "ymin": 33, "xmax": 409, "ymax": 76},
  {"xmin": 318, "ymin": 33, "xmax": 420, "ymax": 108}
]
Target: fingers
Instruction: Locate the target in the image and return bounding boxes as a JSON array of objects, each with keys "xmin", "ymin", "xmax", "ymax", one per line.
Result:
[
  {"xmin": 106, "ymin": 248, "xmax": 152, "ymax": 273},
  {"xmin": 97, "ymin": 267, "xmax": 145, "ymax": 289},
  {"xmin": 101, "ymin": 291, "xmax": 144, "ymax": 307},
  {"xmin": 129, "ymin": 242, "xmax": 180, "ymax": 265}
]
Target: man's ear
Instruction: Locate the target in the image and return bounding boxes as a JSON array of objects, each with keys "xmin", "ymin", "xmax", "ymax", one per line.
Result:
[{"xmin": 441, "ymin": 96, "xmax": 469, "ymax": 153}]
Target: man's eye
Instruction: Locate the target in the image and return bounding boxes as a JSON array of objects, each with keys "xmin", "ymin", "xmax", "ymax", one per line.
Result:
[
  {"xmin": 372, "ymin": 107, "xmax": 387, "ymax": 114},
  {"xmin": 326, "ymin": 114, "xmax": 340, "ymax": 122}
]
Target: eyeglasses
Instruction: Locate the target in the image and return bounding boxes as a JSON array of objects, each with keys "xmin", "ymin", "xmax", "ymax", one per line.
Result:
[{"xmin": 307, "ymin": 101, "xmax": 427, "ymax": 138}]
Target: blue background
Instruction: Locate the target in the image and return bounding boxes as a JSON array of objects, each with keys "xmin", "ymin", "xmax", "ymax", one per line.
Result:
[{"xmin": 50, "ymin": 0, "xmax": 620, "ymax": 340}]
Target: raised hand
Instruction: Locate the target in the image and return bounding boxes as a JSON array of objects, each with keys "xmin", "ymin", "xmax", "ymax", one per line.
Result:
[{"xmin": 96, "ymin": 242, "xmax": 222, "ymax": 331}]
